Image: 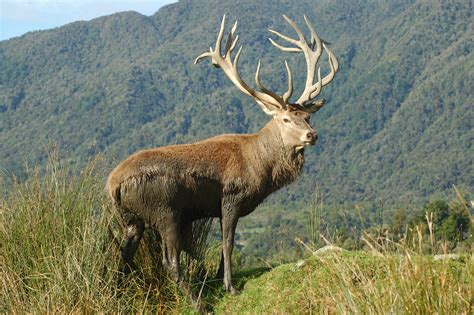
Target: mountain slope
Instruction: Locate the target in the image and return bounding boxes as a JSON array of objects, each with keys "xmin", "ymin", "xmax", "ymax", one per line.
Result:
[{"xmin": 0, "ymin": 0, "xmax": 472, "ymax": 205}]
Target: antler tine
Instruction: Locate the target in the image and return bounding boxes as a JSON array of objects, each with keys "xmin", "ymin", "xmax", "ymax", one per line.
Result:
[
  {"xmin": 224, "ymin": 21, "xmax": 238, "ymax": 58},
  {"xmin": 268, "ymin": 29, "xmax": 300, "ymax": 47},
  {"xmin": 268, "ymin": 15, "xmax": 307, "ymax": 52},
  {"xmin": 282, "ymin": 60, "xmax": 293, "ymax": 103},
  {"xmin": 255, "ymin": 61, "xmax": 287, "ymax": 108},
  {"xmin": 320, "ymin": 42, "xmax": 339, "ymax": 85},
  {"xmin": 308, "ymin": 68, "xmax": 322, "ymax": 102},
  {"xmin": 282, "ymin": 15, "xmax": 306, "ymax": 43},
  {"xmin": 194, "ymin": 16, "xmax": 230, "ymax": 66},
  {"xmin": 268, "ymin": 37, "xmax": 301, "ymax": 53},
  {"xmin": 307, "ymin": 43, "xmax": 339, "ymax": 101},
  {"xmin": 231, "ymin": 46, "xmax": 243, "ymax": 79},
  {"xmin": 215, "ymin": 15, "xmax": 226, "ymax": 55},
  {"xmin": 303, "ymin": 15, "xmax": 322, "ymax": 54}
]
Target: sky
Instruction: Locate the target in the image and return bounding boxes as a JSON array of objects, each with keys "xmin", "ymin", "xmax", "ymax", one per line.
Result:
[{"xmin": 0, "ymin": 0, "xmax": 177, "ymax": 41}]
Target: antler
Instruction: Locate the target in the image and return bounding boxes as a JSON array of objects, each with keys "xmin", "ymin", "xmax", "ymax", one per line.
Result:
[
  {"xmin": 269, "ymin": 15, "xmax": 339, "ymax": 112},
  {"xmin": 195, "ymin": 15, "xmax": 338, "ymax": 114},
  {"xmin": 195, "ymin": 15, "xmax": 289, "ymax": 112}
]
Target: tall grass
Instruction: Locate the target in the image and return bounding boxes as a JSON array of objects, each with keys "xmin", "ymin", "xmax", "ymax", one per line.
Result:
[
  {"xmin": 309, "ymin": 207, "xmax": 473, "ymax": 313},
  {"xmin": 313, "ymin": 240, "xmax": 472, "ymax": 313},
  {"xmin": 0, "ymin": 156, "xmax": 194, "ymax": 313}
]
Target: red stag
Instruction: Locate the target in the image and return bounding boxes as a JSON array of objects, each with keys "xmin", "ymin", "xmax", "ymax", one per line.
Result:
[{"xmin": 107, "ymin": 15, "xmax": 338, "ymax": 293}]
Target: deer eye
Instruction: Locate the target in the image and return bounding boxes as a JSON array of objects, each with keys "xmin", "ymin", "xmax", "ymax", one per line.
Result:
[{"xmin": 283, "ymin": 118, "xmax": 290, "ymax": 123}]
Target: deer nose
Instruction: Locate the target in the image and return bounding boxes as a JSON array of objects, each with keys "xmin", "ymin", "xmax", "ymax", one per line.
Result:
[{"xmin": 306, "ymin": 131, "xmax": 317, "ymax": 142}]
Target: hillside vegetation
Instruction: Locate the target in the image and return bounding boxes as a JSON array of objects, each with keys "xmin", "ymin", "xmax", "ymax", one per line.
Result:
[{"xmin": 0, "ymin": 0, "xmax": 472, "ymax": 207}]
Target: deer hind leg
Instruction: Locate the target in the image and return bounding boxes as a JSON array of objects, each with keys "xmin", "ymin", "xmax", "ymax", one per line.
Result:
[
  {"xmin": 158, "ymin": 216, "xmax": 182, "ymax": 282},
  {"xmin": 120, "ymin": 219, "xmax": 145, "ymax": 275}
]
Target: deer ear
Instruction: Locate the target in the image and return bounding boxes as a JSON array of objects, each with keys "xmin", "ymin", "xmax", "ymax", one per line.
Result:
[
  {"xmin": 302, "ymin": 99, "xmax": 326, "ymax": 113},
  {"xmin": 256, "ymin": 100, "xmax": 280, "ymax": 116}
]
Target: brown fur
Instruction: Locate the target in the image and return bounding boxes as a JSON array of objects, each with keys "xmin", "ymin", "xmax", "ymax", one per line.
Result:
[{"xmin": 107, "ymin": 117, "xmax": 306, "ymax": 292}]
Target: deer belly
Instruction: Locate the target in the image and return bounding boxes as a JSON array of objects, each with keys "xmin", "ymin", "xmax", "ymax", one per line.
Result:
[
  {"xmin": 119, "ymin": 174, "xmax": 222, "ymax": 221},
  {"xmin": 182, "ymin": 176, "xmax": 222, "ymax": 219}
]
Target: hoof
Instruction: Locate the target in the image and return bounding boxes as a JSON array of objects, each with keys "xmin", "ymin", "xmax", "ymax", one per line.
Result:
[{"xmin": 226, "ymin": 285, "xmax": 240, "ymax": 295}]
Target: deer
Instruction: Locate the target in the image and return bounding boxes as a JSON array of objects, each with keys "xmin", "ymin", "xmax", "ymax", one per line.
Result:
[{"xmin": 106, "ymin": 15, "xmax": 338, "ymax": 294}]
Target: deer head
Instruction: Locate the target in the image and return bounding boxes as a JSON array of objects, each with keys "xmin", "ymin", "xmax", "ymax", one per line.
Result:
[{"xmin": 195, "ymin": 15, "xmax": 339, "ymax": 151}]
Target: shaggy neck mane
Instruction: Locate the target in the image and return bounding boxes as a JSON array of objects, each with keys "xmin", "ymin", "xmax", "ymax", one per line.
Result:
[{"xmin": 253, "ymin": 119, "xmax": 305, "ymax": 191}]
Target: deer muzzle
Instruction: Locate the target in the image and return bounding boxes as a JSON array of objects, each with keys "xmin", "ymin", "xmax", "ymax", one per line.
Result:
[{"xmin": 304, "ymin": 131, "xmax": 318, "ymax": 145}]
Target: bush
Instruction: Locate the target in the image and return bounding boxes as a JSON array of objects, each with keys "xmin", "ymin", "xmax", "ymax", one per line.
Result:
[{"xmin": 410, "ymin": 199, "xmax": 471, "ymax": 245}]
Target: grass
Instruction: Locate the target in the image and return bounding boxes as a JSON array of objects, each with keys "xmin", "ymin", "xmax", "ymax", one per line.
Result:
[
  {"xmin": 214, "ymin": 250, "xmax": 472, "ymax": 314},
  {"xmin": 1, "ymin": 156, "xmax": 472, "ymax": 313},
  {"xmin": 0, "ymin": 156, "xmax": 194, "ymax": 313}
]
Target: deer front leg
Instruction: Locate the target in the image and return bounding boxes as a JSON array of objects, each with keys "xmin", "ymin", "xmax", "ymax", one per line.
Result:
[
  {"xmin": 215, "ymin": 218, "xmax": 225, "ymax": 279},
  {"xmin": 221, "ymin": 207, "xmax": 239, "ymax": 294}
]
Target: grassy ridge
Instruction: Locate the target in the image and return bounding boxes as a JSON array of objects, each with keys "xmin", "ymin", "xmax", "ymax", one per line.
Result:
[{"xmin": 216, "ymin": 250, "xmax": 472, "ymax": 314}]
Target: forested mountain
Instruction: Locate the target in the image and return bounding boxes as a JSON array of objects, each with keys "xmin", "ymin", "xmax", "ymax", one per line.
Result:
[{"xmin": 0, "ymin": 0, "xmax": 472, "ymax": 206}]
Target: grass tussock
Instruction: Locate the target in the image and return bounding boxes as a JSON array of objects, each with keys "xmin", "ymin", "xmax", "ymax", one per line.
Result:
[{"xmin": 0, "ymin": 156, "xmax": 193, "ymax": 313}]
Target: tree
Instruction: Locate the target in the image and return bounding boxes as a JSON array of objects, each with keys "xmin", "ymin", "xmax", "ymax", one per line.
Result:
[{"xmin": 411, "ymin": 200, "xmax": 471, "ymax": 243}]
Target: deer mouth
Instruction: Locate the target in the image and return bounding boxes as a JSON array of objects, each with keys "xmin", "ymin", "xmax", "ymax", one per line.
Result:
[{"xmin": 296, "ymin": 140, "xmax": 316, "ymax": 152}]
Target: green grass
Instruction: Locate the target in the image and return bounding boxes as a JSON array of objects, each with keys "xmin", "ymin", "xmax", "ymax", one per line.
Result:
[
  {"xmin": 1, "ymin": 158, "xmax": 472, "ymax": 313},
  {"xmin": 214, "ymin": 251, "xmax": 472, "ymax": 314}
]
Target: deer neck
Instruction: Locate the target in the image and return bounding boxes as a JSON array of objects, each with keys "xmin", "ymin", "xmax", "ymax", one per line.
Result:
[{"xmin": 253, "ymin": 119, "xmax": 305, "ymax": 189}]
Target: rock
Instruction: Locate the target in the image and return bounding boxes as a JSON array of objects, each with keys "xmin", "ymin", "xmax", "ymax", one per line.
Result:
[
  {"xmin": 313, "ymin": 245, "xmax": 346, "ymax": 256},
  {"xmin": 292, "ymin": 260, "xmax": 306, "ymax": 271},
  {"xmin": 433, "ymin": 254, "xmax": 460, "ymax": 261}
]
